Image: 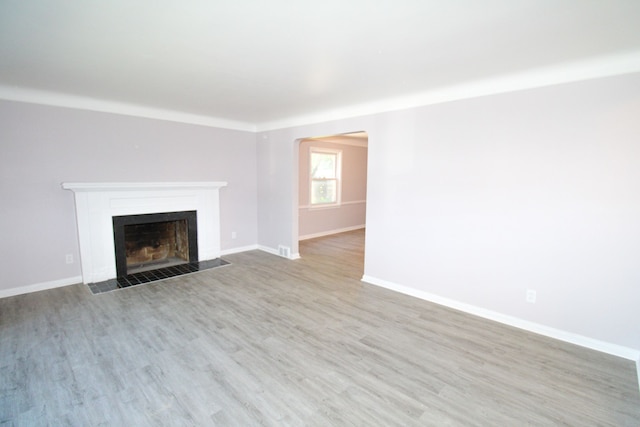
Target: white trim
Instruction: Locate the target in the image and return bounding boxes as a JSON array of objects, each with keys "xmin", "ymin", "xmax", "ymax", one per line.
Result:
[
  {"xmin": 257, "ymin": 245, "xmax": 300, "ymax": 260},
  {"xmin": 256, "ymin": 50, "xmax": 640, "ymax": 131},
  {"xmin": 0, "ymin": 276, "xmax": 82, "ymax": 299},
  {"xmin": 299, "ymin": 199, "xmax": 366, "ymax": 210},
  {"xmin": 361, "ymin": 274, "xmax": 640, "ymax": 362},
  {"xmin": 63, "ymin": 181, "xmax": 227, "ymax": 283},
  {"xmin": 0, "ymin": 86, "xmax": 256, "ymax": 132},
  {"xmin": 61, "ymin": 181, "xmax": 227, "ymax": 192},
  {"xmin": 3, "ymin": 52, "xmax": 639, "ymax": 133},
  {"xmin": 258, "ymin": 245, "xmax": 279, "ymax": 256},
  {"xmin": 309, "ymin": 147, "xmax": 342, "ymax": 207},
  {"xmin": 220, "ymin": 244, "xmax": 259, "ymax": 256},
  {"xmin": 299, "ymin": 225, "xmax": 366, "ymax": 241},
  {"xmin": 637, "ymin": 358, "xmax": 640, "ymax": 394}
]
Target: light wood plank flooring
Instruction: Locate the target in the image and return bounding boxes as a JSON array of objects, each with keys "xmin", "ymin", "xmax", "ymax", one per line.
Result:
[{"xmin": 1, "ymin": 229, "xmax": 639, "ymax": 425}]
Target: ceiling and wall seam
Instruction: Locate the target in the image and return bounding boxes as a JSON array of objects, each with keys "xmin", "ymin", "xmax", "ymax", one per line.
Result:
[{"xmin": 1, "ymin": 51, "xmax": 640, "ymax": 133}]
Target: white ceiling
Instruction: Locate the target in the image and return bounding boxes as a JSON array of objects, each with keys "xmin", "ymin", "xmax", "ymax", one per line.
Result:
[{"xmin": 1, "ymin": 1, "xmax": 640, "ymax": 131}]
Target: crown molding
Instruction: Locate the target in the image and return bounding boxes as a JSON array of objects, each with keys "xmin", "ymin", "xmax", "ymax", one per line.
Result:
[
  {"xmin": 2, "ymin": 51, "xmax": 640, "ymax": 134},
  {"xmin": 0, "ymin": 86, "xmax": 257, "ymax": 132},
  {"xmin": 255, "ymin": 50, "xmax": 640, "ymax": 132}
]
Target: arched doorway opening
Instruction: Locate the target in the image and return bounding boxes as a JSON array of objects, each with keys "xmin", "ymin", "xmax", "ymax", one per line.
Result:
[{"xmin": 294, "ymin": 131, "xmax": 368, "ymax": 266}]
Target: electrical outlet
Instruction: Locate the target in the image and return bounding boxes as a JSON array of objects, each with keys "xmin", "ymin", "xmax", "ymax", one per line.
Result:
[
  {"xmin": 526, "ymin": 289, "xmax": 536, "ymax": 303},
  {"xmin": 65, "ymin": 254, "xmax": 74, "ymax": 264},
  {"xmin": 231, "ymin": 231, "xmax": 237, "ymax": 239}
]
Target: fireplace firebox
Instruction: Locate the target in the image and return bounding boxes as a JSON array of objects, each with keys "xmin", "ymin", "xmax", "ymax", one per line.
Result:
[{"xmin": 113, "ymin": 211, "xmax": 198, "ymax": 277}]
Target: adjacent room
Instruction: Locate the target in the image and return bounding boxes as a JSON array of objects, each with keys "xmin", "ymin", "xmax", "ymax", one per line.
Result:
[
  {"xmin": 1, "ymin": 1, "xmax": 640, "ymax": 425},
  {"xmin": 297, "ymin": 132, "xmax": 368, "ymax": 243}
]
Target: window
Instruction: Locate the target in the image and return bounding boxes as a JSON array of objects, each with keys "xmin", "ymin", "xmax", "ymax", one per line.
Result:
[{"xmin": 310, "ymin": 148, "xmax": 341, "ymax": 206}]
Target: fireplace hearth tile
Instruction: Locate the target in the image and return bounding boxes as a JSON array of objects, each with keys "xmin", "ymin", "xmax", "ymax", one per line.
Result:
[{"xmin": 87, "ymin": 258, "xmax": 230, "ymax": 294}]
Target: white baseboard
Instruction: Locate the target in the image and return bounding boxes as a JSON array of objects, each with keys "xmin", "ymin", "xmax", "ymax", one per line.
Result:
[
  {"xmin": 299, "ymin": 224, "xmax": 365, "ymax": 241},
  {"xmin": 637, "ymin": 358, "xmax": 640, "ymax": 394},
  {"xmin": 257, "ymin": 245, "xmax": 300, "ymax": 260},
  {"xmin": 298, "ymin": 200, "xmax": 366, "ymax": 210},
  {"xmin": 220, "ymin": 244, "xmax": 259, "ymax": 256},
  {"xmin": 0, "ymin": 276, "xmax": 82, "ymax": 299},
  {"xmin": 257, "ymin": 245, "xmax": 279, "ymax": 256},
  {"xmin": 222, "ymin": 244, "xmax": 303, "ymax": 260},
  {"xmin": 361, "ymin": 274, "xmax": 640, "ymax": 362}
]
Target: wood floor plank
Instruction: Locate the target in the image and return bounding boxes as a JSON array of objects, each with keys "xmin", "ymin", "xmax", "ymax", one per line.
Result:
[{"xmin": 1, "ymin": 229, "xmax": 639, "ymax": 425}]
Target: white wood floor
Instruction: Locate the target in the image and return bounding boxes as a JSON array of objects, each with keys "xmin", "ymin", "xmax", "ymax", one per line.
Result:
[{"xmin": 1, "ymin": 229, "xmax": 639, "ymax": 425}]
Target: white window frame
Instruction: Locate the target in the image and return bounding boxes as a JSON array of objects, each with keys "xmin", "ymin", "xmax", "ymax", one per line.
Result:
[{"xmin": 309, "ymin": 147, "xmax": 342, "ymax": 208}]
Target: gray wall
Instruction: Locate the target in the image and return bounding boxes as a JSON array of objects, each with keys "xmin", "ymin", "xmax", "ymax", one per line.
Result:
[
  {"xmin": 0, "ymin": 100, "xmax": 257, "ymax": 292},
  {"xmin": 257, "ymin": 72, "xmax": 640, "ymax": 354}
]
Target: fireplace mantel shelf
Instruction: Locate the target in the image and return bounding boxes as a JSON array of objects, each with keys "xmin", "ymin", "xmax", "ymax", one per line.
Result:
[
  {"xmin": 62, "ymin": 182, "xmax": 227, "ymax": 192},
  {"xmin": 63, "ymin": 181, "xmax": 227, "ymax": 284}
]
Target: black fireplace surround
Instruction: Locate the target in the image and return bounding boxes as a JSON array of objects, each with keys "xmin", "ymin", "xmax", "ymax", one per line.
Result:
[{"xmin": 112, "ymin": 210, "xmax": 199, "ymax": 278}]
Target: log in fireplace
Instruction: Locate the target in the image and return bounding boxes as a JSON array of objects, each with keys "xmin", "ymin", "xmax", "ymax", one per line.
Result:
[{"xmin": 112, "ymin": 211, "xmax": 198, "ymax": 277}]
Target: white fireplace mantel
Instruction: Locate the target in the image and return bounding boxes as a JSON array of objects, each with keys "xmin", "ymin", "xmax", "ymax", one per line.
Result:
[{"xmin": 63, "ymin": 181, "xmax": 227, "ymax": 284}]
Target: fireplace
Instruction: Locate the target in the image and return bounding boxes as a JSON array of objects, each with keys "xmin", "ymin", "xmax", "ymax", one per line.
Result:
[
  {"xmin": 62, "ymin": 181, "xmax": 227, "ymax": 284},
  {"xmin": 113, "ymin": 211, "xmax": 198, "ymax": 277}
]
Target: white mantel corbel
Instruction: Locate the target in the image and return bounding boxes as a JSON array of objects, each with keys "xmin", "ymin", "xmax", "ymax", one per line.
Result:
[{"xmin": 63, "ymin": 182, "xmax": 227, "ymax": 284}]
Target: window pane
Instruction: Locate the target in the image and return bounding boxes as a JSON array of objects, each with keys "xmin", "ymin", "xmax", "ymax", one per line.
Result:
[
  {"xmin": 311, "ymin": 180, "xmax": 337, "ymax": 204},
  {"xmin": 311, "ymin": 152, "xmax": 336, "ymax": 179}
]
